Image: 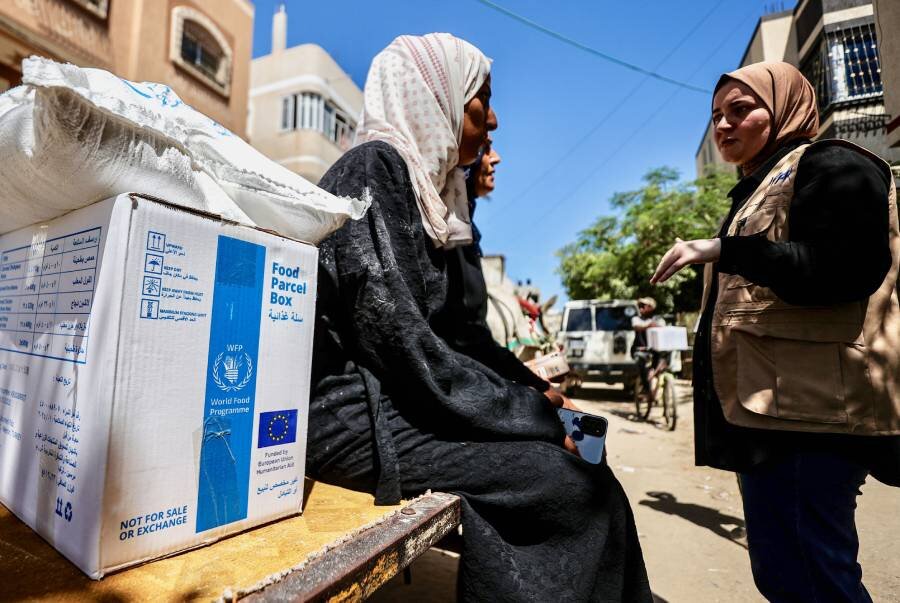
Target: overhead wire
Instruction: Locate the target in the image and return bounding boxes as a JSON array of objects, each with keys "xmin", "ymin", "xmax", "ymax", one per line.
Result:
[
  {"xmin": 480, "ymin": 0, "xmax": 726, "ymax": 227},
  {"xmin": 474, "ymin": 0, "xmax": 712, "ymax": 94},
  {"xmin": 522, "ymin": 7, "xmax": 762, "ymax": 230}
]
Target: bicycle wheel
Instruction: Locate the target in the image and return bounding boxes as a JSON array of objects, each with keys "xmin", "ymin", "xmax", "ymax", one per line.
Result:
[
  {"xmin": 633, "ymin": 376, "xmax": 652, "ymax": 420},
  {"xmin": 662, "ymin": 375, "xmax": 677, "ymax": 431}
]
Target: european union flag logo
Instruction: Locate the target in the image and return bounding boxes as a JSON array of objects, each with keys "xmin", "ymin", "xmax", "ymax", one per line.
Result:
[{"xmin": 258, "ymin": 409, "xmax": 298, "ymax": 448}]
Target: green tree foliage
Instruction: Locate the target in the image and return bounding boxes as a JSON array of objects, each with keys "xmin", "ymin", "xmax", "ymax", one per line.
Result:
[{"xmin": 557, "ymin": 166, "xmax": 737, "ymax": 313}]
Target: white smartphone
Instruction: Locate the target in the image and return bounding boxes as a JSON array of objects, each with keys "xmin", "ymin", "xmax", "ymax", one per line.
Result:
[{"xmin": 557, "ymin": 407, "xmax": 608, "ymax": 464}]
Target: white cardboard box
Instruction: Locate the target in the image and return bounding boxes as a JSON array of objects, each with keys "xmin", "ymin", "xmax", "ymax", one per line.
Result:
[
  {"xmin": 524, "ymin": 351, "xmax": 570, "ymax": 380},
  {"xmin": 647, "ymin": 326, "xmax": 689, "ymax": 352},
  {"xmin": 0, "ymin": 194, "xmax": 317, "ymax": 578}
]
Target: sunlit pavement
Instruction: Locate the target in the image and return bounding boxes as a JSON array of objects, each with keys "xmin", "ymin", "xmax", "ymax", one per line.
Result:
[{"xmin": 371, "ymin": 382, "xmax": 900, "ymax": 602}]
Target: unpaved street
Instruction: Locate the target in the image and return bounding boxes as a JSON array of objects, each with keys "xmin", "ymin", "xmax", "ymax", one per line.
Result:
[{"xmin": 374, "ymin": 382, "xmax": 900, "ymax": 602}]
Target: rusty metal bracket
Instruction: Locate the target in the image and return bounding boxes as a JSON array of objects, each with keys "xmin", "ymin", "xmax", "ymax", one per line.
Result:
[{"xmin": 238, "ymin": 492, "xmax": 461, "ymax": 602}]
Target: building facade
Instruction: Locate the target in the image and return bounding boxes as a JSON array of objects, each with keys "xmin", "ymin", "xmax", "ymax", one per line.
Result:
[
  {"xmin": 695, "ymin": 0, "xmax": 899, "ymax": 176},
  {"xmin": 873, "ymin": 0, "xmax": 900, "ymax": 158},
  {"xmin": 796, "ymin": 0, "xmax": 896, "ymax": 162},
  {"xmin": 248, "ymin": 6, "xmax": 363, "ymax": 184},
  {"xmin": 0, "ymin": 0, "xmax": 253, "ymax": 137}
]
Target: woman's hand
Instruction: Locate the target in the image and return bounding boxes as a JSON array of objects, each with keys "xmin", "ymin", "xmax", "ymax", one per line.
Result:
[
  {"xmin": 544, "ymin": 387, "xmax": 581, "ymax": 456},
  {"xmin": 563, "ymin": 435, "xmax": 580, "ymax": 456},
  {"xmin": 544, "ymin": 386, "xmax": 567, "ymax": 408},
  {"xmin": 544, "ymin": 387, "xmax": 580, "ymax": 410},
  {"xmin": 651, "ymin": 238, "xmax": 721, "ymax": 284}
]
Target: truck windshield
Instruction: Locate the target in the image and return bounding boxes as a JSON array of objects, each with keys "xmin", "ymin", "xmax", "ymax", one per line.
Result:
[
  {"xmin": 564, "ymin": 308, "xmax": 592, "ymax": 332},
  {"xmin": 595, "ymin": 307, "xmax": 634, "ymax": 331}
]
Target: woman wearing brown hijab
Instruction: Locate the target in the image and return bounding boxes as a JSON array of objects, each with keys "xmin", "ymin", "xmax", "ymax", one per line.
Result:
[{"xmin": 653, "ymin": 62, "xmax": 900, "ymax": 602}]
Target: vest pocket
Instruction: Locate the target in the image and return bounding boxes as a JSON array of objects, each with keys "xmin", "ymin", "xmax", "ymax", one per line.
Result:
[
  {"xmin": 773, "ymin": 339, "xmax": 847, "ymax": 423},
  {"xmin": 734, "ymin": 333, "xmax": 847, "ymax": 424},
  {"xmin": 732, "ymin": 205, "xmax": 777, "ymax": 237},
  {"xmin": 734, "ymin": 332, "xmax": 776, "ymax": 416}
]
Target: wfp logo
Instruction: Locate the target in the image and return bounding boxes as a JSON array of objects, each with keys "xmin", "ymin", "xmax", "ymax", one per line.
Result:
[
  {"xmin": 769, "ymin": 166, "xmax": 793, "ymax": 186},
  {"xmin": 212, "ymin": 344, "xmax": 253, "ymax": 392}
]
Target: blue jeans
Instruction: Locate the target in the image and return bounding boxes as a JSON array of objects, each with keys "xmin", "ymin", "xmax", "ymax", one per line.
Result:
[{"xmin": 739, "ymin": 451, "xmax": 871, "ymax": 603}]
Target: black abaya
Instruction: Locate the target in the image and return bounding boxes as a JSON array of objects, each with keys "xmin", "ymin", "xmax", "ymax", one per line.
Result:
[{"xmin": 306, "ymin": 141, "xmax": 651, "ymax": 602}]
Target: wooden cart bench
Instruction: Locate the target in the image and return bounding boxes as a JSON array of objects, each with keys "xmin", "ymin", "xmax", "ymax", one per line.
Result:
[{"xmin": 0, "ymin": 480, "xmax": 461, "ymax": 602}]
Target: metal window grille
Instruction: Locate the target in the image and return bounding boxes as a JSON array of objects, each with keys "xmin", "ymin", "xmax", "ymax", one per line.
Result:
[{"xmin": 801, "ymin": 22, "xmax": 882, "ymax": 112}]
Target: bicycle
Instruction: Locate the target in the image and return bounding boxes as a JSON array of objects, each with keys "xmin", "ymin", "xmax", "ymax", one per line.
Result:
[{"xmin": 633, "ymin": 352, "xmax": 677, "ymax": 431}]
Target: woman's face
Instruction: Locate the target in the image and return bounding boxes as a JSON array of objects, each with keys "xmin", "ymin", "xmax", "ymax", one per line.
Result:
[
  {"xmin": 474, "ymin": 140, "xmax": 502, "ymax": 197},
  {"xmin": 711, "ymin": 81, "xmax": 772, "ymax": 167},
  {"xmin": 460, "ymin": 77, "xmax": 498, "ymax": 166}
]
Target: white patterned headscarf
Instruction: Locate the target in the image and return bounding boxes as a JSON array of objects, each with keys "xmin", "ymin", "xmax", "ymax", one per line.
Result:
[{"xmin": 355, "ymin": 33, "xmax": 491, "ymax": 248}]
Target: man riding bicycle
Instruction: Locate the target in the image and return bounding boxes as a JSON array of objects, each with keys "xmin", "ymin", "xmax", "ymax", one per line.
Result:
[{"xmin": 631, "ymin": 297, "xmax": 668, "ymax": 395}]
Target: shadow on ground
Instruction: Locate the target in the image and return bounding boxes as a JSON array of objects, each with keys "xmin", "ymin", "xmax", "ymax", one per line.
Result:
[
  {"xmin": 571, "ymin": 385, "xmax": 633, "ymax": 403},
  {"xmin": 638, "ymin": 491, "xmax": 747, "ymax": 549},
  {"xmin": 371, "ymin": 548, "xmax": 673, "ymax": 603}
]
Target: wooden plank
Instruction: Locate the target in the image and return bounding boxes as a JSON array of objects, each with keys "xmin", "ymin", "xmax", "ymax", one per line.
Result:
[
  {"xmin": 239, "ymin": 492, "xmax": 461, "ymax": 602},
  {"xmin": 1, "ymin": 480, "xmax": 448, "ymax": 602}
]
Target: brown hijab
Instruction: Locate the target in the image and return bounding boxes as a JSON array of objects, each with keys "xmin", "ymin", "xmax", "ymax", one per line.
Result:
[{"xmin": 714, "ymin": 62, "xmax": 819, "ymax": 176}]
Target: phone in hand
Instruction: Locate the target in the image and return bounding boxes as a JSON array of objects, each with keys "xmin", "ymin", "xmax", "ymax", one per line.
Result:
[{"xmin": 557, "ymin": 407, "xmax": 608, "ymax": 464}]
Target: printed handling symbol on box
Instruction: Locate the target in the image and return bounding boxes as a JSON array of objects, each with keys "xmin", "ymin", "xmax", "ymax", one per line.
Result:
[
  {"xmin": 147, "ymin": 231, "xmax": 166, "ymax": 252},
  {"xmin": 140, "ymin": 299, "xmax": 159, "ymax": 320},
  {"xmin": 142, "ymin": 276, "xmax": 162, "ymax": 297},
  {"xmin": 144, "ymin": 253, "xmax": 163, "ymax": 275}
]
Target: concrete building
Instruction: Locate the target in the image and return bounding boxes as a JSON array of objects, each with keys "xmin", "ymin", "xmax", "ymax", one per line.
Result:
[
  {"xmin": 695, "ymin": 0, "xmax": 899, "ymax": 176},
  {"xmin": 0, "ymin": 0, "xmax": 253, "ymax": 138},
  {"xmin": 796, "ymin": 0, "xmax": 897, "ymax": 162},
  {"xmin": 248, "ymin": 6, "xmax": 363, "ymax": 184},
  {"xmin": 695, "ymin": 9, "xmax": 793, "ymax": 176},
  {"xmin": 873, "ymin": 0, "xmax": 900, "ymax": 160}
]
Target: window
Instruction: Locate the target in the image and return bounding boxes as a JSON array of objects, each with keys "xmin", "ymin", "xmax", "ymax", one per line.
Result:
[
  {"xmin": 564, "ymin": 308, "xmax": 593, "ymax": 332},
  {"xmin": 281, "ymin": 96, "xmax": 295, "ymax": 131},
  {"xmin": 801, "ymin": 23, "xmax": 882, "ymax": 113},
  {"xmin": 67, "ymin": 0, "xmax": 109, "ymax": 19},
  {"xmin": 595, "ymin": 307, "xmax": 634, "ymax": 332},
  {"xmin": 0, "ymin": 63, "xmax": 21, "ymax": 94},
  {"xmin": 280, "ymin": 93, "xmax": 324, "ymax": 131},
  {"xmin": 181, "ymin": 22, "xmax": 223, "ymax": 80},
  {"xmin": 279, "ymin": 92, "xmax": 356, "ymax": 148},
  {"xmin": 170, "ymin": 7, "xmax": 233, "ymax": 96},
  {"xmin": 299, "ymin": 93, "xmax": 320, "ymax": 129},
  {"xmin": 333, "ymin": 113, "xmax": 355, "ymax": 150},
  {"xmin": 323, "ymin": 103, "xmax": 335, "ymax": 139}
]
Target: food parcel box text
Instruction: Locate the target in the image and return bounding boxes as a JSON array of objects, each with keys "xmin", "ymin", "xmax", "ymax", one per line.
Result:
[{"xmin": 0, "ymin": 195, "xmax": 316, "ymax": 578}]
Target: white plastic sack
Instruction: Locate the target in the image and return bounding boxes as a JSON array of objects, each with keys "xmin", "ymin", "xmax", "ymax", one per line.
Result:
[
  {"xmin": 0, "ymin": 85, "xmax": 247, "ymax": 232},
  {"xmin": 0, "ymin": 57, "xmax": 368, "ymax": 243}
]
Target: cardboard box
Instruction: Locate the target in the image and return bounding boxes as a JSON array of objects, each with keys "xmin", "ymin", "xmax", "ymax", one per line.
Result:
[
  {"xmin": 524, "ymin": 351, "xmax": 570, "ymax": 381},
  {"xmin": 0, "ymin": 194, "xmax": 317, "ymax": 578},
  {"xmin": 647, "ymin": 326, "xmax": 689, "ymax": 352}
]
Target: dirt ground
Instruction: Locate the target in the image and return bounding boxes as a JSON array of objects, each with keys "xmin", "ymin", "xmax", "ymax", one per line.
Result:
[{"xmin": 371, "ymin": 382, "xmax": 900, "ymax": 602}]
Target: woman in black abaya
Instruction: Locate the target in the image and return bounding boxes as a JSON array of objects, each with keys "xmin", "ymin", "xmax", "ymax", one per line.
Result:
[{"xmin": 306, "ymin": 33, "xmax": 650, "ymax": 602}]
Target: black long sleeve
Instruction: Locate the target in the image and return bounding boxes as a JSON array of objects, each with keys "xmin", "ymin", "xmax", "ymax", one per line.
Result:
[
  {"xmin": 439, "ymin": 246, "xmax": 550, "ymax": 392},
  {"xmin": 694, "ymin": 141, "xmax": 900, "ymax": 479},
  {"xmin": 451, "ymin": 328, "xmax": 551, "ymax": 392},
  {"xmin": 314, "ymin": 141, "xmax": 561, "ymax": 443},
  {"xmin": 718, "ymin": 144, "xmax": 892, "ymax": 305}
]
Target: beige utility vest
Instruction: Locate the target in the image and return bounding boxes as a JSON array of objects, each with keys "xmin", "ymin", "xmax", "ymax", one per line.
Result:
[{"xmin": 705, "ymin": 139, "xmax": 900, "ymax": 435}]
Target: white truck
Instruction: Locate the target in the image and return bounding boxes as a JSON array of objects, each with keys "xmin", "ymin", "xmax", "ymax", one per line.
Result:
[
  {"xmin": 559, "ymin": 300, "xmax": 639, "ymax": 396},
  {"xmin": 559, "ymin": 299, "xmax": 683, "ymax": 396}
]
